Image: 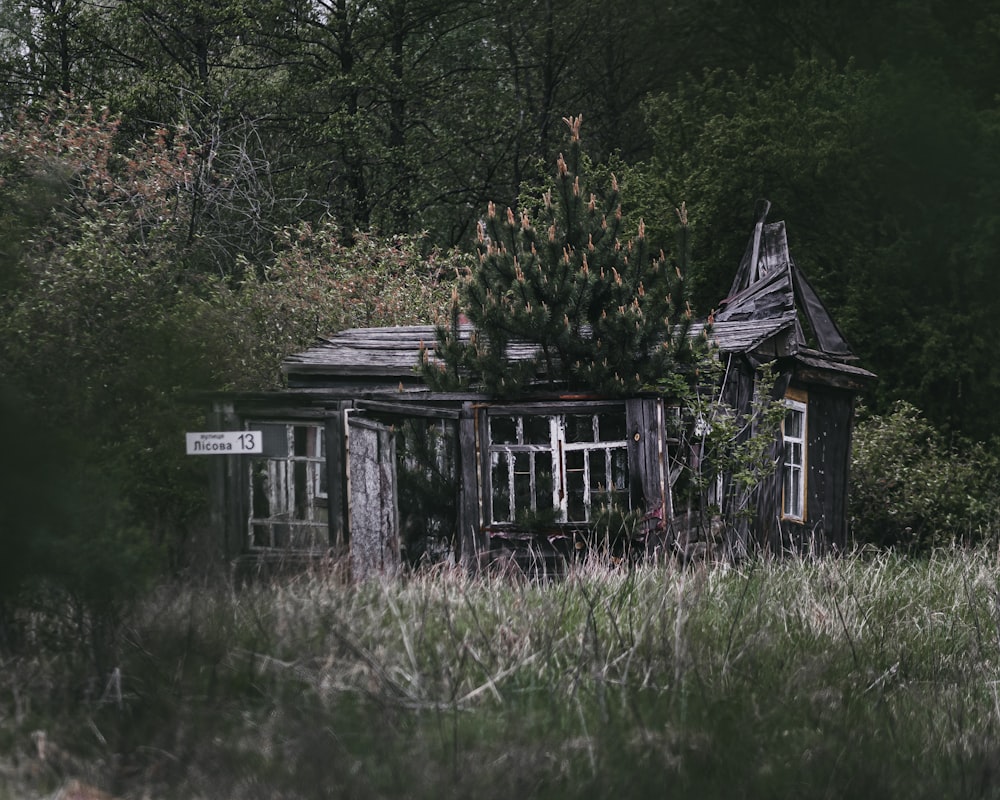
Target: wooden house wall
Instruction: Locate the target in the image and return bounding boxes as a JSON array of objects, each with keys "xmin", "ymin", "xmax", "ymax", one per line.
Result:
[
  {"xmin": 718, "ymin": 355, "xmax": 795, "ymax": 554},
  {"xmin": 795, "ymin": 385, "xmax": 854, "ymax": 549},
  {"xmin": 766, "ymin": 384, "xmax": 854, "ymax": 553},
  {"xmin": 211, "ymin": 362, "xmax": 861, "ymax": 563}
]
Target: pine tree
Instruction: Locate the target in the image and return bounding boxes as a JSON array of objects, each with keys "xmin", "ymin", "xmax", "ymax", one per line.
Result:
[{"xmin": 421, "ymin": 116, "xmax": 707, "ymax": 398}]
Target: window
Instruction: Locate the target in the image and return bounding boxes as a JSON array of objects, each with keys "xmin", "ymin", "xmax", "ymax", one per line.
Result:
[
  {"xmin": 781, "ymin": 397, "xmax": 807, "ymax": 521},
  {"xmin": 488, "ymin": 410, "xmax": 629, "ymax": 526},
  {"xmin": 249, "ymin": 423, "xmax": 328, "ymax": 549}
]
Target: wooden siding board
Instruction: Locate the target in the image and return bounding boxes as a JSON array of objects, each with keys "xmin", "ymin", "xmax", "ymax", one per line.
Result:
[
  {"xmin": 355, "ymin": 400, "xmax": 464, "ymax": 420},
  {"xmin": 716, "ymin": 264, "xmax": 794, "ymax": 322},
  {"xmin": 806, "ymin": 388, "xmax": 853, "ymax": 549},
  {"xmin": 626, "ymin": 399, "xmax": 666, "ymax": 518},
  {"xmin": 484, "ymin": 400, "xmax": 624, "ymax": 417}
]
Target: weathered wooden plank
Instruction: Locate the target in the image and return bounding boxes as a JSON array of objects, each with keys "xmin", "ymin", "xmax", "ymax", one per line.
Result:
[
  {"xmin": 348, "ymin": 416, "xmax": 400, "ymax": 580},
  {"xmin": 283, "ymin": 317, "xmax": 801, "ymax": 384},
  {"xmin": 689, "ymin": 314, "xmax": 797, "ymax": 352},
  {"xmin": 485, "ymin": 399, "xmax": 624, "ymax": 417},
  {"xmin": 626, "ymin": 398, "xmax": 668, "ymax": 521},
  {"xmin": 355, "ymin": 399, "xmax": 463, "ymax": 419}
]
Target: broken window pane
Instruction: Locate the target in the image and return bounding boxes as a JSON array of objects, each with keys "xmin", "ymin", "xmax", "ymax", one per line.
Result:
[
  {"xmin": 491, "ymin": 450, "xmax": 512, "ymax": 523},
  {"xmin": 566, "ymin": 414, "xmax": 596, "ymax": 443},
  {"xmin": 599, "ymin": 412, "xmax": 627, "ymax": 442}
]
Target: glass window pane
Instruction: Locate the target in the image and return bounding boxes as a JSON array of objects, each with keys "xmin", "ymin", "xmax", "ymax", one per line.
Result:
[
  {"xmin": 251, "ymin": 460, "xmax": 272, "ymax": 518},
  {"xmin": 784, "ymin": 441, "xmax": 802, "ymax": 468},
  {"xmin": 260, "ymin": 423, "xmax": 290, "ymax": 457},
  {"xmin": 491, "ymin": 416, "xmax": 517, "ymax": 445},
  {"xmin": 318, "ymin": 460, "xmax": 327, "ymax": 498},
  {"xmin": 294, "ymin": 461, "xmax": 309, "ymax": 519},
  {"xmin": 598, "ymin": 413, "xmax": 626, "ymax": 442},
  {"xmin": 784, "ymin": 408, "xmax": 803, "ymax": 439},
  {"xmin": 612, "ymin": 449, "xmax": 629, "ymax": 493},
  {"xmin": 567, "ymin": 477, "xmax": 586, "ymax": 522},
  {"xmin": 535, "ymin": 452, "xmax": 554, "ymax": 511},
  {"xmin": 523, "ymin": 415, "xmax": 551, "ymax": 444},
  {"xmin": 294, "ymin": 426, "xmax": 308, "ymax": 457},
  {"xmin": 566, "ymin": 414, "xmax": 596, "ymax": 443},
  {"xmin": 589, "ymin": 450, "xmax": 607, "ymax": 495},
  {"xmin": 784, "ymin": 466, "xmax": 802, "ymax": 517},
  {"xmin": 566, "ymin": 450, "xmax": 586, "ymax": 521},
  {"xmin": 491, "ymin": 451, "xmax": 511, "ymax": 522},
  {"xmin": 513, "ymin": 452, "xmax": 532, "ymax": 513}
]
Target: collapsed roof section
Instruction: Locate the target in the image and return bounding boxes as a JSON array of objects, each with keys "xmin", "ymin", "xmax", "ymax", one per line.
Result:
[{"xmin": 714, "ymin": 208, "xmax": 875, "ymax": 390}]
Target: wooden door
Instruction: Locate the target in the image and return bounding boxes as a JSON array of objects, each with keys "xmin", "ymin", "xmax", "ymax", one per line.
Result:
[{"xmin": 348, "ymin": 415, "xmax": 400, "ymax": 579}]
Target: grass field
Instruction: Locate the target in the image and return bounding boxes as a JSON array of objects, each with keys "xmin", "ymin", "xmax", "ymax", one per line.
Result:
[{"xmin": 5, "ymin": 548, "xmax": 1000, "ymax": 799}]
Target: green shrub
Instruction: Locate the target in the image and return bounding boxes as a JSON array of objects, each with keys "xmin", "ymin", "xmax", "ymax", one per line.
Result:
[{"xmin": 850, "ymin": 401, "xmax": 999, "ymax": 550}]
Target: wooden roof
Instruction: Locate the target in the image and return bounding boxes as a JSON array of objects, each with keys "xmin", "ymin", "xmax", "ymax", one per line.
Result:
[
  {"xmin": 281, "ymin": 208, "xmax": 874, "ymax": 390},
  {"xmin": 283, "ymin": 326, "xmax": 441, "ymax": 379},
  {"xmin": 714, "ymin": 207, "xmax": 875, "ymax": 387},
  {"xmin": 281, "ymin": 315, "xmax": 799, "ymax": 384},
  {"xmin": 719, "ymin": 212, "xmax": 853, "ymax": 357}
]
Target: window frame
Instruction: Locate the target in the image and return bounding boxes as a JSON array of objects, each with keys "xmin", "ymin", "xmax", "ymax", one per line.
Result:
[
  {"xmin": 247, "ymin": 421, "xmax": 329, "ymax": 550},
  {"xmin": 781, "ymin": 393, "xmax": 808, "ymax": 522},
  {"xmin": 485, "ymin": 405, "xmax": 631, "ymax": 527}
]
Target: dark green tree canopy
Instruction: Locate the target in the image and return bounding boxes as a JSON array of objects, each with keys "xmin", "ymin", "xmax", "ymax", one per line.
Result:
[{"xmin": 423, "ymin": 117, "xmax": 707, "ymax": 398}]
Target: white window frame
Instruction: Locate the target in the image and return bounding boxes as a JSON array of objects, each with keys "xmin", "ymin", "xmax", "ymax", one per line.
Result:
[
  {"xmin": 248, "ymin": 422, "xmax": 328, "ymax": 549},
  {"xmin": 781, "ymin": 398, "xmax": 807, "ymax": 522},
  {"xmin": 488, "ymin": 410, "xmax": 630, "ymax": 526}
]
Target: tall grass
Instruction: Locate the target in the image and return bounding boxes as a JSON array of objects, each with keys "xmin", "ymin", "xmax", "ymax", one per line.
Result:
[{"xmin": 5, "ymin": 549, "xmax": 1000, "ymax": 798}]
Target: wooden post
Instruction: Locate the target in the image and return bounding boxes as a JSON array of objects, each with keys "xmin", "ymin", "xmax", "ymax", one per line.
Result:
[
  {"xmin": 457, "ymin": 402, "xmax": 484, "ymax": 570},
  {"xmin": 324, "ymin": 403, "xmax": 350, "ymax": 551},
  {"xmin": 209, "ymin": 400, "xmax": 245, "ymax": 560}
]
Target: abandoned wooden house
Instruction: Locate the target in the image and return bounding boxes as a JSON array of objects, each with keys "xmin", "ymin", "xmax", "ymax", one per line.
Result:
[{"xmin": 207, "ymin": 215, "xmax": 875, "ymax": 574}]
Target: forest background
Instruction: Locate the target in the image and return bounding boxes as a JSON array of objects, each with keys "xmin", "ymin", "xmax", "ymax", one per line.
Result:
[
  {"xmin": 2, "ymin": 0, "xmax": 1000, "ymax": 576},
  {"xmin": 5, "ymin": 3, "xmax": 1000, "ymax": 796}
]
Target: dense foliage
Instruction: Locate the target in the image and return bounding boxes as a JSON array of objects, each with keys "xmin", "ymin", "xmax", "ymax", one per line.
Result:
[
  {"xmin": 0, "ymin": 100, "xmax": 463, "ymax": 623},
  {"xmin": 850, "ymin": 402, "xmax": 1000, "ymax": 550},
  {"xmin": 4, "ymin": 0, "xmax": 997, "ymax": 435}
]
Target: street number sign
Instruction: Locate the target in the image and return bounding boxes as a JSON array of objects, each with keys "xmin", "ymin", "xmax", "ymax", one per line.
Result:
[{"xmin": 186, "ymin": 431, "xmax": 263, "ymax": 455}]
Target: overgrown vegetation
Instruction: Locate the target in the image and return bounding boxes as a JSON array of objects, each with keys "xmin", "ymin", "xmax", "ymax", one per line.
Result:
[
  {"xmin": 5, "ymin": 550, "xmax": 1000, "ymax": 799},
  {"xmin": 850, "ymin": 402, "xmax": 1000, "ymax": 550},
  {"xmin": 0, "ymin": 99, "xmax": 464, "ymax": 588}
]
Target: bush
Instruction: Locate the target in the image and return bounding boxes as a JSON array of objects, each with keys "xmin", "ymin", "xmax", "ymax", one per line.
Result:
[{"xmin": 850, "ymin": 401, "xmax": 1000, "ymax": 550}]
